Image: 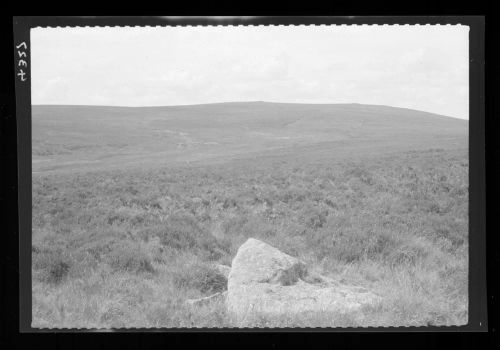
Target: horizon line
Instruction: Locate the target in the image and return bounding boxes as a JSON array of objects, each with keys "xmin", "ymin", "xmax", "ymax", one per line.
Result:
[{"xmin": 31, "ymin": 101, "xmax": 468, "ymax": 120}]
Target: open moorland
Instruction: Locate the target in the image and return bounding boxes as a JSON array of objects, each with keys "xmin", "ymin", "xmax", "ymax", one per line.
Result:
[{"xmin": 32, "ymin": 102, "xmax": 468, "ymax": 327}]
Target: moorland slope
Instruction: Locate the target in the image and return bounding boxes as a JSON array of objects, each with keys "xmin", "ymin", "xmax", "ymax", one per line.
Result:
[{"xmin": 32, "ymin": 102, "xmax": 468, "ymax": 174}]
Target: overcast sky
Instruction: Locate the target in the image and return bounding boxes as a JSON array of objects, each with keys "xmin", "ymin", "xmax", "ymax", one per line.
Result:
[{"xmin": 31, "ymin": 25, "xmax": 469, "ymax": 119}]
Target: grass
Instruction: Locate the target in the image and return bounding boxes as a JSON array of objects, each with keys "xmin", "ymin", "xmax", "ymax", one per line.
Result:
[{"xmin": 32, "ymin": 147, "xmax": 468, "ymax": 328}]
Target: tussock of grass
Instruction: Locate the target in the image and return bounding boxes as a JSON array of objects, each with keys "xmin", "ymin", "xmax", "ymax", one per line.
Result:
[
  {"xmin": 105, "ymin": 240, "xmax": 155, "ymax": 274},
  {"xmin": 138, "ymin": 214, "xmax": 232, "ymax": 261},
  {"xmin": 32, "ymin": 148, "xmax": 468, "ymax": 327},
  {"xmin": 32, "ymin": 248, "xmax": 72, "ymax": 284},
  {"xmin": 172, "ymin": 262, "xmax": 227, "ymax": 294}
]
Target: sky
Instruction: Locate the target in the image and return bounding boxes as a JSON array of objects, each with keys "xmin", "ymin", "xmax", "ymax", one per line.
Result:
[{"xmin": 31, "ymin": 25, "xmax": 469, "ymax": 119}]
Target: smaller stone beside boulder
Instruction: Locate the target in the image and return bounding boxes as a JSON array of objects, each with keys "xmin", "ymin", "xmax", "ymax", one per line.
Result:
[{"xmin": 186, "ymin": 291, "xmax": 227, "ymax": 307}]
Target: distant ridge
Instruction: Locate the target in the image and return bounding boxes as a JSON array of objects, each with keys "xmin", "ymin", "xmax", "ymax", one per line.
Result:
[
  {"xmin": 32, "ymin": 101, "xmax": 465, "ymax": 120},
  {"xmin": 32, "ymin": 101, "xmax": 468, "ymax": 174}
]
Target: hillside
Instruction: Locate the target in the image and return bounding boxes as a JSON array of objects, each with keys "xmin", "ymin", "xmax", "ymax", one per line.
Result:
[
  {"xmin": 31, "ymin": 102, "xmax": 469, "ymax": 327},
  {"xmin": 32, "ymin": 102, "xmax": 468, "ymax": 174}
]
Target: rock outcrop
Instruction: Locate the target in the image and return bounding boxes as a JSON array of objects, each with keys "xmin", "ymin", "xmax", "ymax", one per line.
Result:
[{"xmin": 226, "ymin": 238, "xmax": 381, "ymax": 326}]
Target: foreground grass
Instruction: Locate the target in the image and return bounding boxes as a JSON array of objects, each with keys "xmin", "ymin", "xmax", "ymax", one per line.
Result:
[{"xmin": 32, "ymin": 148, "xmax": 468, "ymax": 328}]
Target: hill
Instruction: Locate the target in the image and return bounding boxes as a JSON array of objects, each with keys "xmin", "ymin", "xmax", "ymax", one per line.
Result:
[{"xmin": 32, "ymin": 102, "xmax": 468, "ymax": 174}]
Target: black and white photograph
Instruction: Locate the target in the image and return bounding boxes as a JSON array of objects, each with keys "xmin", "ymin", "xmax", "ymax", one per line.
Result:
[{"xmin": 28, "ymin": 23, "xmax": 470, "ymax": 328}]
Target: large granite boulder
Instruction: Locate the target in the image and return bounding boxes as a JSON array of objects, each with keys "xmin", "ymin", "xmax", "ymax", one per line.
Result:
[{"xmin": 227, "ymin": 238, "xmax": 381, "ymax": 326}]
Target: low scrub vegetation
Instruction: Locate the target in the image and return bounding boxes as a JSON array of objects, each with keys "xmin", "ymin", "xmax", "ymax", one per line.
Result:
[
  {"xmin": 32, "ymin": 148, "xmax": 468, "ymax": 327},
  {"xmin": 172, "ymin": 262, "xmax": 227, "ymax": 294}
]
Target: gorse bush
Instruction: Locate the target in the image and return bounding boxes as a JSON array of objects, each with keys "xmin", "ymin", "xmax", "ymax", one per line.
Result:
[
  {"xmin": 160, "ymin": 214, "xmax": 206, "ymax": 249},
  {"xmin": 33, "ymin": 247, "xmax": 72, "ymax": 284},
  {"xmin": 344, "ymin": 166, "xmax": 375, "ymax": 186},
  {"xmin": 138, "ymin": 214, "xmax": 231, "ymax": 261},
  {"xmin": 300, "ymin": 206, "xmax": 329, "ymax": 229},
  {"xmin": 70, "ymin": 229, "xmax": 129, "ymax": 261},
  {"xmin": 222, "ymin": 215, "xmax": 276, "ymax": 241},
  {"xmin": 172, "ymin": 262, "xmax": 227, "ymax": 294},
  {"xmin": 307, "ymin": 222, "xmax": 431, "ymax": 266},
  {"xmin": 105, "ymin": 240, "xmax": 155, "ymax": 274}
]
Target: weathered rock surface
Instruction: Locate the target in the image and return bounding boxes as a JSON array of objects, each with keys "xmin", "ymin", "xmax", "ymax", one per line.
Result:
[{"xmin": 227, "ymin": 238, "xmax": 381, "ymax": 325}]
